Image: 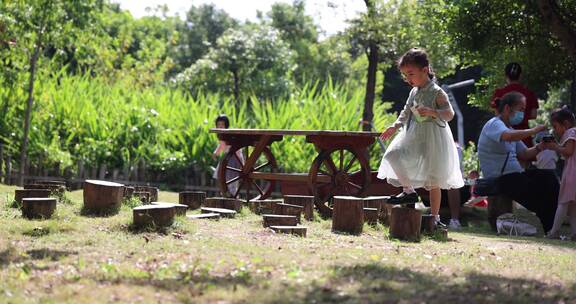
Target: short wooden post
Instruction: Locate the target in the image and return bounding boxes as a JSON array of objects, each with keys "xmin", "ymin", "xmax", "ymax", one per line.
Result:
[
  {"xmin": 248, "ymin": 199, "xmax": 281, "ymax": 214},
  {"xmin": 205, "ymin": 197, "xmax": 242, "ymax": 212},
  {"xmin": 123, "ymin": 186, "xmax": 135, "ymax": 199},
  {"xmin": 83, "ymin": 180, "xmax": 124, "ymax": 213},
  {"xmin": 283, "ymin": 195, "xmax": 314, "ymax": 221},
  {"xmin": 364, "ymin": 196, "xmax": 391, "ymax": 225},
  {"xmin": 14, "ymin": 189, "xmax": 51, "ymax": 204},
  {"xmin": 201, "ymin": 207, "xmax": 236, "ymax": 218},
  {"xmin": 133, "ymin": 205, "xmax": 175, "ymax": 228},
  {"xmin": 133, "ymin": 191, "xmax": 150, "ymax": 204},
  {"xmin": 273, "ymin": 203, "xmax": 303, "ymax": 222},
  {"xmin": 262, "ymin": 214, "xmax": 298, "ymax": 227},
  {"xmin": 179, "ymin": 191, "xmax": 206, "ymax": 210},
  {"xmin": 332, "ymin": 196, "xmax": 364, "ymax": 235},
  {"xmin": 22, "ymin": 197, "xmax": 57, "ymax": 219},
  {"xmin": 270, "ymin": 226, "xmax": 307, "ymax": 237},
  {"xmin": 389, "ymin": 206, "xmax": 422, "ymax": 241},
  {"xmin": 151, "ymin": 202, "xmax": 188, "ymax": 216},
  {"xmin": 364, "ymin": 207, "xmax": 379, "ymax": 225},
  {"xmin": 421, "ymin": 214, "xmax": 436, "ymax": 234},
  {"xmin": 488, "ymin": 195, "xmax": 513, "ymax": 231}
]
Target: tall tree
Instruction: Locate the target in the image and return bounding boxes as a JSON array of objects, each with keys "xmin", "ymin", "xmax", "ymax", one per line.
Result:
[{"xmin": 1, "ymin": 0, "xmax": 99, "ymax": 185}]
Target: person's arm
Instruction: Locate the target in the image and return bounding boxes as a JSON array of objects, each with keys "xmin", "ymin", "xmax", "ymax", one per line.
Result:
[
  {"xmin": 517, "ymin": 142, "xmax": 542, "ymax": 161},
  {"xmin": 381, "ymin": 98, "xmax": 412, "ymax": 140},
  {"xmin": 545, "ymin": 139, "xmax": 575, "ymax": 158},
  {"xmin": 213, "ymin": 141, "xmax": 227, "ymax": 159},
  {"xmin": 500, "ymin": 125, "xmax": 546, "ymax": 142},
  {"xmin": 416, "ymin": 90, "xmax": 454, "ymax": 121}
]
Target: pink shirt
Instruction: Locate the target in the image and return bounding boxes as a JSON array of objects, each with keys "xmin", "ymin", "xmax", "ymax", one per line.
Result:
[{"xmin": 558, "ymin": 128, "xmax": 576, "ymax": 204}]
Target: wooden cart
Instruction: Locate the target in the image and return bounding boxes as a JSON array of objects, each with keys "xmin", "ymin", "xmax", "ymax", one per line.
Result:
[{"xmin": 211, "ymin": 128, "xmax": 385, "ymax": 217}]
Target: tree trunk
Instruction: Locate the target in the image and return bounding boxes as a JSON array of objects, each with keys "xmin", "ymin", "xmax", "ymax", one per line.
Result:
[
  {"xmin": 571, "ymin": 73, "xmax": 576, "ymax": 111},
  {"xmin": 537, "ymin": 0, "xmax": 576, "ymax": 60},
  {"xmin": 0, "ymin": 143, "xmax": 3, "ymax": 179},
  {"xmin": 232, "ymin": 68, "xmax": 240, "ymax": 102},
  {"xmin": 361, "ymin": 0, "xmax": 379, "ymax": 132},
  {"xmin": 19, "ymin": 42, "xmax": 42, "ymax": 186}
]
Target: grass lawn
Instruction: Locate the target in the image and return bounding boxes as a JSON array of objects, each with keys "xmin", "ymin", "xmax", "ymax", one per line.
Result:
[{"xmin": 1, "ymin": 183, "xmax": 575, "ymax": 303}]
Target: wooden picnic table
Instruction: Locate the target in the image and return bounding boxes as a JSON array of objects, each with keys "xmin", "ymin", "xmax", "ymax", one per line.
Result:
[{"xmin": 210, "ymin": 128, "xmax": 382, "ymax": 217}]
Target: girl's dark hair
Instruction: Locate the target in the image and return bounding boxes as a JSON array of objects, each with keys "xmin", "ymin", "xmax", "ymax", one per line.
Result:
[
  {"xmin": 505, "ymin": 62, "xmax": 522, "ymax": 81},
  {"xmin": 215, "ymin": 114, "xmax": 230, "ymax": 128},
  {"xmin": 550, "ymin": 105, "xmax": 576, "ymax": 127},
  {"xmin": 495, "ymin": 91, "xmax": 525, "ymax": 113},
  {"xmin": 398, "ymin": 48, "xmax": 435, "ymax": 80}
]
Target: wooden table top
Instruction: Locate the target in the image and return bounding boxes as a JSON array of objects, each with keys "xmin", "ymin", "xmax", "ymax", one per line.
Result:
[{"xmin": 210, "ymin": 128, "xmax": 382, "ymax": 137}]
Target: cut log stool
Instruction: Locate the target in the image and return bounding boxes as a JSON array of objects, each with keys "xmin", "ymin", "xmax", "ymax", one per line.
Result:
[
  {"xmin": 262, "ymin": 214, "xmax": 299, "ymax": 228},
  {"xmin": 83, "ymin": 180, "xmax": 124, "ymax": 213},
  {"xmin": 421, "ymin": 214, "xmax": 436, "ymax": 234},
  {"xmin": 179, "ymin": 191, "xmax": 206, "ymax": 210},
  {"xmin": 205, "ymin": 197, "xmax": 242, "ymax": 212},
  {"xmin": 123, "ymin": 186, "xmax": 135, "ymax": 199},
  {"xmin": 389, "ymin": 206, "xmax": 422, "ymax": 241},
  {"xmin": 248, "ymin": 199, "xmax": 282, "ymax": 214},
  {"xmin": 133, "ymin": 186, "xmax": 159, "ymax": 202},
  {"xmin": 133, "ymin": 191, "xmax": 150, "ymax": 204},
  {"xmin": 283, "ymin": 195, "xmax": 314, "ymax": 221},
  {"xmin": 151, "ymin": 202, "xmax": 188, "ymax": 216},
  {"xmin": 364, "ymin": 208, "xmax": 379, "ymax": 225},
  {"xmin": 24, "ymin": 184, "xmax": 65, "ymax": 196},
  {"xmin": 187, "ymin": 213, "xmax": 221, "ymax": 220},
  {"xmin": 201, "ymin": 207, "xmax": 236, "ymax": 218},
  {"xmin": 332, "ymin": 196, "xmax": 364, "ymax": 235},
  {"xmin": 14, "ymin": 189, "xmax": 51, "ymax": 204},
  {"xmin": 270, "ymin": 226, "xmax": 307, "ymax": 237},
  {"xmin": 22, "ymin": 198, "xmax": 57, "ymax": 219},
  {"xmin": 364, "ymin": 196, "xmax": 391, "ymax": 225},
  {"xmin": 273, "ymin": 203, "xmax": 303, "ymax": 222},
  {"xmin": 133, "ymin": 205, "xmax": 175, "ymax": 228}
]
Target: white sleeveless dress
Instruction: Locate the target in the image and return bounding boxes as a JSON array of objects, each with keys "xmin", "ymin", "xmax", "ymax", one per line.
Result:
[{"xmin": 377, "ymin": 81, "xmax": 464, "ymax": 190}]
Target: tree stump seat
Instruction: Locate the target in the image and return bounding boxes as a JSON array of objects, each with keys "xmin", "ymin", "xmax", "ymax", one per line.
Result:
[
  {"xmin": 364, "ymin": 207, "xmax": 379, "ymax": 225},
  {"xmin": 204, "ymin": 197, "xmax": 242, "ymax": 212},
  {"xmin": 269, "ymin": 225, "xmax": 307, "ymax": 237},
  {"xmin": 133, "ymin": 191, "xmax": 150, "ymax": 204},
  {"xmin": 132, "ymin": 186, "xmax": 159, "ymax": 202},
  {"xmin": 421, "ymin": 214, "xmax": 436, "ymax": 234},
  {"xmin": 187, "ymin": 213, "xmax": 221, "ymax": 220},
  {"xmin": 179, "ymin": 191, "xmax": 206, "ymax": 210},
  {"xmin": 488, "ymin": 195, "xmax": 513, "ymax": 231},
  {"xmin": 248, "ymin": 199, "xmax": 282, "ymax": 214},
  {"xmin": 200, "ymin": 207, "xmax": 236, "ymax": 218},
  {"xmin": 262, "ymin": 214, "xmax": 298, "ymax": 228},
  {"xmin": 24, "ymin": 183, "xmax": 65, "ymax": 195},
  {"xmin": 133, "ymin": 205, "xmax": 175, "ymax": 228},
  {"xmin": 283, "ymin": 195, "xmax": 314, "ymax": 221},
  {"xmin": 364, "ymin": 196, "xmax": 391, "ymax": 225},
  {"xmin": 22, "ymin": 197, "xmax": 57, "ymax": 219},
  {"xmin": 14, "ymin": 189, "xmax": 51, "ymax": 204},
  {"xmin": 273, "ymin": 203, "xmax": 303, "ymax": 222},
  {"xmin": 389, "ymin": 206, "xmax": 422, "ymax": 241},
  {"xmin": 83, "ymin": 180, "xmax": 124, "ymax": 213},
  {"xmin": 332, "ymin": 196, "xmax": 364, "ymax": 235},
  {"xmin": 123, "ymin": 186, "xmax": 135, "ymax": 199},
  {"xmin": 151, "ymin": 202, "xmax": 188, "ymax": 216}
]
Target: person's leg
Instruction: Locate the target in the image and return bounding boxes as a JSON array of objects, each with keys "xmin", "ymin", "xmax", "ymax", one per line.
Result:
[
  {"xmin": 447, "ymin": 188, "xmax": 462, "ymax": 228},
  {"xmin": 430, "ymin": 188, "xmax": 441, "ymax": 223},
  {"xmin": 385, "ymin": 149, "xmax": 415, "ymax": 193},
  {"xmin": 499, "ymin": 170, "xmax": 559, "ymax": 233},
  {"xmin": 547, "ymin": 204, "xmax": 568, "ymax": 238},
  {"xmin": 568, "ymin": 202, "xmax": 576, "ymax": 238}
]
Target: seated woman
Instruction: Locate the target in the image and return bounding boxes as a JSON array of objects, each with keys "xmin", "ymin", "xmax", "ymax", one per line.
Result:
[{"xmin": 477, "ymin": 91, "xmax": 559, "ymax": 233}]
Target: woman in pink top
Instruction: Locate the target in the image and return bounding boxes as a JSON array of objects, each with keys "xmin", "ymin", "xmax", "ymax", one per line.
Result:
[{"xmin": 544, "ymin": 106, "xmax": 576, "ymax": 240}]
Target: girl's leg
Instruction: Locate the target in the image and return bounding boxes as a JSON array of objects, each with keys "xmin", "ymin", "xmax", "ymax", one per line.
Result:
[
  {"xmin": 547, "ymin": 203, "xmax": 568, "ymax": 237},
  {"xmin": 429, "ymin": 188, "xmax": 441, "ymax": 220},
  {"xmin": 386, "ymin": 150, "xmax": 414, "ymax": 193},
  {"xmin": 568, "ymin": 202, "xmax": 576, "ymax": 238}
]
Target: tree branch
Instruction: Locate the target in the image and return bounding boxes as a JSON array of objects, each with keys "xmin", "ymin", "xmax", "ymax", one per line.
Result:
[{"xmin": 538, "ymin": 0, "xmax": 576, "ymax": 60}]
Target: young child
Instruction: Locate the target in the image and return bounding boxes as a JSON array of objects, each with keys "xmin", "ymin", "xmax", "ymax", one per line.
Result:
[
  {"xmin": 533, "ymin": 131, "xmax": 558, "ymax": 171},
  {"xmin": 378, "ymin": 48, "xmax": 464, "ymax": 226},
  {"xmin": 212, "ymin": 114, "xmax": 244, "ymax": 195},
  {"xmin": 544, "ymin": 106, "xmax": 576, "ymax": 240}
]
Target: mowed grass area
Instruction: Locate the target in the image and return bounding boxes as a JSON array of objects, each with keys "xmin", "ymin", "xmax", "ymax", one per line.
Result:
[{"xmin": 1, "ymin": 183, "xmax": 575, "ymax": 304}]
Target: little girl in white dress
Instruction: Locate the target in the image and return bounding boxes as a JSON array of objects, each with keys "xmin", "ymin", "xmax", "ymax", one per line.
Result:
[{"xmin": 378, "ymin": 48, "xmax": 464, "ymax": 226}]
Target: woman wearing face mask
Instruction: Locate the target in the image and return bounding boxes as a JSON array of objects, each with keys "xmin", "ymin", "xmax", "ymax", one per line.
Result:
[{"xmin": 478, "ymin": 91, "xmax": 559, "ymax": 234}]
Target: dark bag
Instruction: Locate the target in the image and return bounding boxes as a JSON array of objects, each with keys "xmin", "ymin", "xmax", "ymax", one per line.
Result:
[{"xmin": 473, "ymin": 152, "xmax": 510, "ymax": 196}]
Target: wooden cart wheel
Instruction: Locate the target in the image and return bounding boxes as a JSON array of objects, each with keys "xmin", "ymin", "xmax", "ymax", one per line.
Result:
[
  {"xmin": 308, "ymin": 146, "xmax": 371, "ymax": 218},
  {"xmin": 218, "ymin": 145, "xmax": 278, "ymax": 201}
]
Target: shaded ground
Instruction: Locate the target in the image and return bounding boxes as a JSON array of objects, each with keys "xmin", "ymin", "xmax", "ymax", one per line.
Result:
[{"xmin": 0, "ymin": 184, "xmax": 574, "ymax": 303}]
